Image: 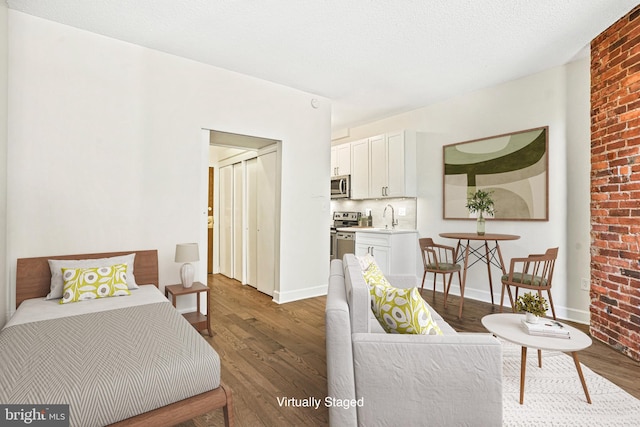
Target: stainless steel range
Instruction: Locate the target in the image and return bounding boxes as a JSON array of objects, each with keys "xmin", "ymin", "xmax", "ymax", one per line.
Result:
[{"xmin": 330, "ymin": 211, "xmax": 361, "ymax": 261}]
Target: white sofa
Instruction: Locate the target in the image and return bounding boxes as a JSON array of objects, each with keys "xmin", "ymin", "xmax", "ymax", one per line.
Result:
[{"xmin": 325, "ymin": 254, "xmax": 503, "ymax": 426}]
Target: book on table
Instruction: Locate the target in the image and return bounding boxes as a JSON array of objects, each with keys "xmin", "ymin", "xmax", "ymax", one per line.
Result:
[{"xmin": 520, "ymin": 319, "xmax": 571, "ymax": 339}]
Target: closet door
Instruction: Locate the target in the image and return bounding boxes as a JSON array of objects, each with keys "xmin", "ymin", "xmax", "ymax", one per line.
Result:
[
  {"xmin": 233, "ymin": 163, "xmax": 244, "ymax": 281},
  {"xmin": 219, "ymin": 165, "xmax": 233, "ymax": 278},
  {"xmin": 256, "ymin": 151, "xmax": 276, "ymax": 296},
  {"xmin": 246, "ymin": 158, "xmax": 258, "ymax": 288}
]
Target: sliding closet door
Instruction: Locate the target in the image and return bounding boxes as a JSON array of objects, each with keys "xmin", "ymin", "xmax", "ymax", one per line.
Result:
[
  {"xmin": 219, "ymin": 165, "xmax": 233, "ymax": 278},
  {"xmin": 256, "ymin": 151, "xmax": 276, "ymax": 296},
  {"xmin": 246, "ymin": 158, "xmax": 258, "ymax": 288},
  {"xmin": 233, "ymin": 163, "xmax": 244, "ymax": 281}
]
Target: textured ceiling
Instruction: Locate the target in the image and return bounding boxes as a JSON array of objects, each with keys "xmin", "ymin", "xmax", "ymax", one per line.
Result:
[{"xmin": 7, "ymin": 0, "xmax": 639, "ymax": 130}]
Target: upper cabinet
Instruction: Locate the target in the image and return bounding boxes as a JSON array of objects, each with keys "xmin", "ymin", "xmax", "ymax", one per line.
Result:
[
  {"xmin": 350, "ymin": 130, "xmax": 416, "ymax": 200},
  {"xmin": 350, "ymin": 137, "xmax": 373, "ymax": 200},
  {"xmin": 330, "ymin": 143, "xmax": 351, "ymax": 177}
]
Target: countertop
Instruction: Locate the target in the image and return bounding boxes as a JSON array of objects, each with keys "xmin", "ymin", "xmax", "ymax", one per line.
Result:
[{"xmin": 335, "ymin": 227, "xmax": 418, "ymax": 234}]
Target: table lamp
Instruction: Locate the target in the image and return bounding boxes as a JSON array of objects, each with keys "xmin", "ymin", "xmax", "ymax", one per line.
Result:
[{"xmin": 175, "ymin": 243, "xmax": 199, "ymax": 288}]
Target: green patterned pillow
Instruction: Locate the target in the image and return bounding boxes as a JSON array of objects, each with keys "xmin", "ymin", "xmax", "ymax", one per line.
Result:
[
  {"xmin": 362, "ymin": 260, "xmax": 390, "ymax": 289},
  {"xmin": 60, "ymin": 263, "xmax": 131, "ymax": 304},
  {"xmin": 370, "ymin": 283, "xmax": 442, "ymax": 335},
  {"xmin": 356, "ymin": 253, "xmax": 376, "ymax": 270}
]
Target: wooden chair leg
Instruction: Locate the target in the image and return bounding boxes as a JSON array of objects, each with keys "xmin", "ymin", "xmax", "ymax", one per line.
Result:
[
  {"xmin": 432, "ymin": 273, "xmax": 437, "ymax": 299},
  {"xmin": 458, "ymin": 273, "xmax": 465, "ymax": 319},
  {"xmin": 547, "ymin": 289, "xmax": 557, "ymax": 320},
  {"xmin": 444, "ymin": 272, "xmax": 456, "ymax": 308},
  {"xmin": 420, "ymin": 270, "xmax": 427, "ymax": 294},
  {"xmin": 504, "ymin": 284, "xmax": 515, "ymax": 312},
  {"xmin": 443, "ymin": 273, "xmax": 454, "ymax": 308},
  {"xmin": 500, "ymin": 283, "xmax": 506, "ymax": 313}
]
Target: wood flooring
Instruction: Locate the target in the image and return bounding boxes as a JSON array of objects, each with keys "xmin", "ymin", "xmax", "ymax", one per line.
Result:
[{"xmin": 177, "ymin": 274, "xmax": 640, "ymax": 427}]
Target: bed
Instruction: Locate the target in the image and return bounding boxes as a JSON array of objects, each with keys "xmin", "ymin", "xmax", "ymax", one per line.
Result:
[{"xmin": 0, "ymin": 250, "xmax": 233, "ymax": 427}]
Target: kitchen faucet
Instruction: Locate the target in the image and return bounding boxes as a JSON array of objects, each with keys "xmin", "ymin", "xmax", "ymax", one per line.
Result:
[{"xmin": 383, "ymin": 204, "xmax": 398, "ymax": 229}]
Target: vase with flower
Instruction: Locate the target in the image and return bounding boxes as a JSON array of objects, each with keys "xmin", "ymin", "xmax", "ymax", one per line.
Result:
[{"xmin": 465, "ymin": 189, "xmax": 495, "ymax": 236}]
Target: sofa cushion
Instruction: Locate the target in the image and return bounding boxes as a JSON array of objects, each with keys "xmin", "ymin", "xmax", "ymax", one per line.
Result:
[
  {"xmin": 370, "ymin": 283, "xmax": 442, "ymax": 335},
  {"xmin": 416, "ymin": 300, "xmax": 457, "ymax": 335},
  {"xmin": 369, "ymin": 310, "xmax": 386, "ymax": 333}
]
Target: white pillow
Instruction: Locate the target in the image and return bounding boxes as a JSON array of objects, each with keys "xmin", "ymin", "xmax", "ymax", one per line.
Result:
[{"xmin": 46, "ymin": 253, "xmax": 138, "ymax": 300}]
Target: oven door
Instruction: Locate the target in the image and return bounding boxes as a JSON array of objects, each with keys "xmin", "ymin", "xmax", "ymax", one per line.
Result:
[
  {"xmin": 330, "ymin": 229, "xmax": 337, "ymax": 261},
  {"xmin": 335, "ymin": 231, "xmax": 355, "ymax": 260}
]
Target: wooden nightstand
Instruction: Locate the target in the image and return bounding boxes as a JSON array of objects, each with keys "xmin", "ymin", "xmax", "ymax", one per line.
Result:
[{"xmin": 165, "ymin": 282, "xmax": 212, "ymax": 337}]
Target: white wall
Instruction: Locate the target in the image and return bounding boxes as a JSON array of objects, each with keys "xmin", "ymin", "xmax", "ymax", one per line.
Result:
[
  {"xmin": 0, "ymin": 3, "xmax": 8, "ymax": 328},
  {"xmin": 6, "ymin": 11, "xmax": 331, "ymax": 316},
  {"xmin": 336, "ymin": 59, "xmax": 591, "ymax": 323},
  {"xmin": 564, "ymin": 57, "xmax": 592, "ymax": 323}
]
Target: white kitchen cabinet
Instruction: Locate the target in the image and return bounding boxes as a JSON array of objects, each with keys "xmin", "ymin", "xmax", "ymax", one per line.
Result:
[
  {"xmin": 350, "ymin": 138, "xmax": 371, "ymax": 200},
  {"xmin": 386, "ymin": 130, "xmax": 416, "ymax": 197},
  {"xmin": 355, "ymin": 230, "xmax": 418, "ymax": 276},
  {"xmin": 331, "ymin": 143, "xmax": 351, "ymax": 176},
  {"xmin": 368, "ymin": 135, "xmax": 387, "ymax": 198},
  {"xmin": 350, "ymin": 130, "xmax": 416, "ymax": 199}
]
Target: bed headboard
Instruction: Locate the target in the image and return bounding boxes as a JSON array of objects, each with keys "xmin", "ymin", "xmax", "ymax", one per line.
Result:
[{"xmin": 15, "ymin": 250, "xmax": 159, "ymax": 308}]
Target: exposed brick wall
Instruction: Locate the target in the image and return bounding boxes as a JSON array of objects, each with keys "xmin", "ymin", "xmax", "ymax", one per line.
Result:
[{"xmin": 590, "ymin": 5, "xmax": 640, "ymax": 362}]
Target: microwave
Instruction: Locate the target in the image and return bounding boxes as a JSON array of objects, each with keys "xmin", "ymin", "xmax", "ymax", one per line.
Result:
[{"xmin": 331, "ymin": 175, "xmax": 350, "ymax": 199}]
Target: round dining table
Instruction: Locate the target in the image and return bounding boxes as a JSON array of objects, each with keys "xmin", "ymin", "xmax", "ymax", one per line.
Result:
[{"xmin": 439, "ymin": 232, "xmax": 520, "ymax": 318}]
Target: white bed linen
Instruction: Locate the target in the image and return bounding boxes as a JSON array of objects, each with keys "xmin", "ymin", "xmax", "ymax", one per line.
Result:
[{"xmin": 5, "ymin": 285, "xmax": 167, "ymax": 328}]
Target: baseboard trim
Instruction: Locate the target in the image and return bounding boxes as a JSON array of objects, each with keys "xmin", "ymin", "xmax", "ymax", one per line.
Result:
[
  {"xmin": 273, "ymin": 284, "xmax": 328, "ymax": 304},
  {"xmin": 432, "ymin": 280, "xmax": 590, "ymax": 325}
]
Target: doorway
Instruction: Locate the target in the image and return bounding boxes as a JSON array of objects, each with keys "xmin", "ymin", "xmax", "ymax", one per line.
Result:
[
  {"xmin": 207, "ymin": 167, "xmax": 214, "ymax": 274},
  {"xmin": 207, "ymin": 130, "xmax": 281, "ymax": 297}
]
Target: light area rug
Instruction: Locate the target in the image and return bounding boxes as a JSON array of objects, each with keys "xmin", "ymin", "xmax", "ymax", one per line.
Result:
[{"xmin": 501, "ymin": 340, "xmax": 640, "ymax": 426}]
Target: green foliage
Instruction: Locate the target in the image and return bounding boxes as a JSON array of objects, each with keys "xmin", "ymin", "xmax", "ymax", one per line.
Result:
[
  {"xmin": 515, "ymin": 293, "xmax": 549, "ymax": 317},
  {"xmin": 466, "ymin": 189, "xmax": 495, "ymax": 217}
]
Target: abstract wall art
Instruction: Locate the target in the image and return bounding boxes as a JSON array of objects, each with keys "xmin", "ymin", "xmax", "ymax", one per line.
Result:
[{"xmin": 443, "ymin": 127, "xmax": 548, "ymax": 221}]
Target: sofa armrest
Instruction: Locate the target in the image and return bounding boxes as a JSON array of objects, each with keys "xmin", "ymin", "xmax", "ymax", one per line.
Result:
[
  {"xmin": 329, "ymin": 259, "xmax": 344, "ymax": 277},
  {"xmin": 352, "ymin": 333, "xmax": 502, "ymax": 427},
  {"xmin": 326, "ymin": 276, "xmax": 358, "ymax": 427},
  {"xmin": 386, "ymin": 274, "xmax": 418, "ymax": 289}
]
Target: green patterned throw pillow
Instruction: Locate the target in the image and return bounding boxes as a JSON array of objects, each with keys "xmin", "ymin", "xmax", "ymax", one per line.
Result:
[
  {"xmin": 370, "ymin": 283, "xmax": 442, "ymax": 335},
  {"xmin": 362, "ymin": 260, "xmax": 390, "ymax": 289},
  {"xmin": 60, "ymin": 263, "xmax": 131, "ymax": 304},
  {"xmin": 356, "ymin": 253, "xmax": 376, "ymax": 270}
]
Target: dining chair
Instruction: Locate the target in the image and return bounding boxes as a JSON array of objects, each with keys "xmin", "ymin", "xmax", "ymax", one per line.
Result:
[
  {"xmin": 418, "ymin": 238, "xmax": 462, "ymax": 315},
  {"xmin": 500, "ymin": 247, "xmax": 559, "ymax": 319}
]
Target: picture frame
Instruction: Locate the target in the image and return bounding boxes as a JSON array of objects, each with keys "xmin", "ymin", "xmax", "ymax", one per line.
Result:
[{"xmin": 442, "ymin": 126, "xmax": 549, "ymax": 221}]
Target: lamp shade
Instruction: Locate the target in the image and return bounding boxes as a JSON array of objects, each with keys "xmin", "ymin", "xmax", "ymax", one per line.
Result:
[{"xmin": 175, "ymin": 243, "xmax": 199, "ymax": 263}]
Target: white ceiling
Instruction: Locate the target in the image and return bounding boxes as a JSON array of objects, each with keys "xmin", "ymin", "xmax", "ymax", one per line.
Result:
[{"xmin": 7, "ymin": 0, "xmax": 639, "ymax": 130}]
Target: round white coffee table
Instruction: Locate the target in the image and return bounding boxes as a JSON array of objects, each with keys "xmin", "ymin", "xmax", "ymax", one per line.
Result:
[{"xmin": 482, "ymin": 313, "xmax": 593, "ymax": 404}]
